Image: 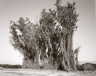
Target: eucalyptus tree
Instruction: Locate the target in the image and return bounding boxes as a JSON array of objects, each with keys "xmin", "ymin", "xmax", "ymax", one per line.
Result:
[
  {"xmin": 38, "ymin": 0, "xmax": 79, "ymax": 71},
  {"xmin": 10, "ymin": 17, "xmax": 39, "ymax": 66},
  {"xmin": 38, "ymin": 9, "xmax": 55, "ymax": 66},
  {"xmin": 9, "ymin": 0, "xmax": 79, "ymax": 71},
  {"xmin": 52, "ymin": 0, "xmax": 79, "ymax": 71}
]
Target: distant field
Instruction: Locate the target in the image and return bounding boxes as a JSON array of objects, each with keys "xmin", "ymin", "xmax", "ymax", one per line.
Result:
[{"xmin": 0, "ymin": 69, "xmax": 96, "ymax": 76}]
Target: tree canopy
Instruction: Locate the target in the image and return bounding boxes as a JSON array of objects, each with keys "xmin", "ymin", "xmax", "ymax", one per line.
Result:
[{"xmin": 10, "ymin": 0, "xmax": 79, "ymax": 71}]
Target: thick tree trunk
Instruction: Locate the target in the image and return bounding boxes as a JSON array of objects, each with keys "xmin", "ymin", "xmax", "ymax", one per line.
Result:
[
  {"xmin": 66, "ymin": 34, "xmax": 71, "ymax": 71},
  {"xmin": 69, "ymin": 33, "xmax": 77, "ymax": 71},
  {"xmin": 59, "ymin": 33, "xmax": 76, "ymax": 71},
  {"xmin": 59, "ymin": 38, "xmax": 68, "ymax": 71}
]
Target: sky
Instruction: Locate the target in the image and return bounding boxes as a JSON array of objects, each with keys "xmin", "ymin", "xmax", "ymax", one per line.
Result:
[{"xmin": 0, "ymin": 0, "xmax": 95, "ymax": 65}]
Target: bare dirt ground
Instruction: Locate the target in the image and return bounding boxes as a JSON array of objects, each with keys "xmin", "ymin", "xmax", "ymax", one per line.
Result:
[{"xmin": 0, "ymin": 69, "xmax": 96, "ymax": 76}]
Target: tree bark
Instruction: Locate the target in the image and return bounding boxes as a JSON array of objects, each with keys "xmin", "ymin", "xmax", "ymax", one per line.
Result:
[
  {"xmin": 59, "ymin": 38, "xmax": 68, "ymax": 71},
  {"xmin": 69, "ymin": 33, "xmax": 77, "ymax": 71}
]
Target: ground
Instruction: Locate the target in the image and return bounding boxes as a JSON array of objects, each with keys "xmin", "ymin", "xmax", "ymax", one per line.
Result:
[{"xmin": 0, "ymin": 69, "xmax": 96, "ymax": 76}]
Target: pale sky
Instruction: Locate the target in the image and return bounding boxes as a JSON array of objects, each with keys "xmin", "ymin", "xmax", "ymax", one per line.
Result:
[{"xmin": 0, "ymin": 0, "xmax": 95, "ymax": 65}]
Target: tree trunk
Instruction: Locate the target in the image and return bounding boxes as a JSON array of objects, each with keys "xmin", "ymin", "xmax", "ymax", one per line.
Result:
[
  {"xmin": 59, "ymin": 38, "xmax": 68, "ymax": 71},
  {"xmin": 22, "ymin": 57, "xmax": 34, "ymax": 68},
  {"xmin": 76, "ymin": 53, "xmax": 78, "ymax": 65},
  {"xmin": 34, "ymin": 51, "xmax": 39, "ymax": 67},
  {"xmin": 69, "ymin": 33, "xmax": 77, "ymax": 71},
  {"xmin": 66, "ymin": 34, "xmax": 71, "ymax": 71}
]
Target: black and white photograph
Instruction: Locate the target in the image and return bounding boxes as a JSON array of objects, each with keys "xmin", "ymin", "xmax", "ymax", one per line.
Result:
[{"xmin": 0, "ymin": 0, "xmax": 96, "ymax": 76}]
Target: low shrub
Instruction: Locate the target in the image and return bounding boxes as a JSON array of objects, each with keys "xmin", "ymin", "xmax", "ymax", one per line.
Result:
[
  {"xmin": 0, "ymin": 64, "xmax": 22, "ymax": 69},
  {"xmin": 76, "ymin": 64, "xmax": 83, "ymax": 71},
  {"xmin": 81, "ymin": 63, "xmax": 95, "ymax": 71}
]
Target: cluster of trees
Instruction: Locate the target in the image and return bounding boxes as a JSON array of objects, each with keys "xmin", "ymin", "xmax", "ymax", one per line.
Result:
[
  {"xmin": 10, "ymin": 0, "xmax": 79, "ymax": 71},
  {"xmin": 0, "ymin": 64, "xmax": 21, "ymax": 69}
]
